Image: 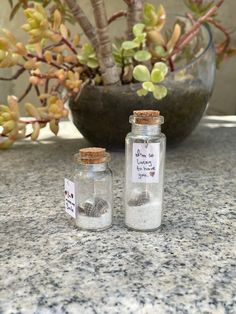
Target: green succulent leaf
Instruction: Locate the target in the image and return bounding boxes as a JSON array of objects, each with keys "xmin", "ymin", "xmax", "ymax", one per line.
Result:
[
  {"xmin": 144, "ymin": 3, "xmax": 157, "ymax": 26},
  {"xmin": 77, "ymin": 43, "xmax": 98, "ymax": 68},
  {"xmin": 142, "ymin": 81, "xmax": 155, "ymax": 92},
  {"xmin": 83, "ymin": 43, "xmax": 94, "ymax": 55},
  {"xmin": 133, "ymin": 65, "xmax": 151, "ymax": 82},
  {"xmin": 133, "ymin": 23, "xmax": 145, "ymax": 37},
  {"xmin": 134, "ymin": 33, "xmax": 146, "ymax": 45},
  {"xmin": 151, "ymin": 69, "xmax": 164, "ymax": 83},
  {"xmin": 122, "ymin": 41, "xmax": 139, "ymax": 50},
  {"xmin": 87, "ymin": 59, "xmax": 99, "ymax": 68},
  {"xmin": 123, "ymin": 49, "xmax": 135, "ymax": 58},
  {"xmin": 154, "ymin": 45, "xmax": 167, "ymax": 57},
  {"xmin": 153, "ymin": 85, "xmax": 167, "ymax": 100},
  {"xmin": 77, "ymin": 54, "xmax": 85, "ymax": 63},
  {"xmin": 154, "ymin": 62, "xmax": 168, "ymax": 76},
  {"xmin": 137, "ymin": 88, "xmax": 148, "ymax": 97},
  {"xmin": 134, "ymin": 50, "xmax": 151, "ymax": 62}
]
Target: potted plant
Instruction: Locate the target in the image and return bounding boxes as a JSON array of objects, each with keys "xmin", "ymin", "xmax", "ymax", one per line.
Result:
[{"xmin": 0, "ymin": 0, "xmax": 234, "ymax": 149}]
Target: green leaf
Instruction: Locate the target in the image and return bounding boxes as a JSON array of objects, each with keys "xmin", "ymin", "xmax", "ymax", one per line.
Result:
[
  {"xmin": 151, "ymin": 69, "xmax": 164, "ymax": 83},
  {"xmin": 83, "ymin": 43, "xmax": 94, "ymax": 55},
  {"xmin": 144, "ymin": 3, "xmax": 157, "ymax": 26},
  {"xmin": 77, "ymin": 54, "xmax": 86, "ymax": 64},
  {"xmin": 154, "ymin": 46, "xmax": 166, "ymax": 57},
  {"xmin": 133, "ymin": 65, "xmax": 150, "ymax": 82},
  {"xmin": 154, "ymin": 62, "xmax": 168, "ymax": 76},
  {"xmin": 153, "ymin": 85, "xmax": 167, "ymax": 100},
  {"xmin": 123, "ymin": 49, "xmax": 135, "ymax": 58},
  {"xmin": 87, "ymin": 59, "xmax": 98, "ymax": 68},
  {"xmin": 133, "ymin": 23, "xmax": 145, "ymax": 37},
  {"xmin": 142, "ymin": 82, "xmax": 155, "ymax": 92},
  {"xmin": 134, "ymin": 33, "xmax": 146, "ymax": 45},
  {"xmin": 134, "ymin": 50, "xmax": 151, "ymax": 62},
  {"xmin": 137, "ymin": 88, "xmax": 148, "ymax": 97},
  {"xmin": 122, "ymin": 41, "xmax": 139, "ymax": 50}
]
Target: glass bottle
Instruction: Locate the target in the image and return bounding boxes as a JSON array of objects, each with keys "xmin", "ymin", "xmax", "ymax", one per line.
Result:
[
  {"xmin": 125, "ymin": 110, "xmax": 166, "ymax": 231},
  {"xmin": 74, "ymin": 147, "xmax": 113, "ymax": 231}
]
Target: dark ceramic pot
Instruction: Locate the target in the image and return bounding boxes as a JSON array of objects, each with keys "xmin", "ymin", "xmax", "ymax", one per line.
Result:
[{"xmin": 69, "ymin": 23, "xmax": 215, "ymax": 149}]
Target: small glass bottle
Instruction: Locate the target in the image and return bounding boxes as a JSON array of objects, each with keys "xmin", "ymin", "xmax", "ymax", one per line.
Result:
[
  {"xmin": 74, "ymin": 147, "xmax": 113, "ymax": 231},
  {"xmin": 125, "ymin": 110, "xmax": 166, "ymax": 231}
]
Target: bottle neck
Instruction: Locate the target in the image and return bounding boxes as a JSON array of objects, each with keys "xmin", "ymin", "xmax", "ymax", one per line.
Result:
[
  {"xmin": 79, "ymin": 162, "xmax": 108, "ymax": 172},
  {"xmin": 131, "ymin": 123, "xmax": 161, "ymax": 136}
]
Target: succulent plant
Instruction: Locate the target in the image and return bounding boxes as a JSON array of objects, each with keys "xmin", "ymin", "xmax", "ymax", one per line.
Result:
[
  {"xmin": 0, "ymin": 0, "xmax": 234, "ymax": 148},
  {"xmin": 133, "ymin": 62, "xmax": 168, "ymax": 100}
]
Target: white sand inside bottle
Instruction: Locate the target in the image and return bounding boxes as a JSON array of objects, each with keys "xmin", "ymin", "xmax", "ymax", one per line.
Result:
[
  {"xmin": 125, "ymin": 200, "xmax": 162, "ymax": 231},
  {"xmin": 76, "ymin": 210, "xmax": 112, "ymax": 230}
]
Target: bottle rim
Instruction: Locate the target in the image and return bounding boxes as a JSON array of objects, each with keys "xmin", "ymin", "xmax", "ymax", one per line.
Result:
[
  {"xmin": 74, "ymin": 152, "xmax": 111, "ymax": 165},
  {"xmin": 129, "ymin": 115, "xmax": 164, "ymax": 125}
]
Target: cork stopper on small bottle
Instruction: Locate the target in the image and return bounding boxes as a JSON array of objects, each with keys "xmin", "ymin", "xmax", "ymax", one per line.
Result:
[
  {"xmin": 133, "ymin": 110, "xmax": 160, "ymax": 125},
  {"xmin": 75, "ymin": 147, "xmax": 107, "ymax": 164}
]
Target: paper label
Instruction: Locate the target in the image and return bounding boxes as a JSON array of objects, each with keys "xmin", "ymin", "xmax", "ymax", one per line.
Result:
[
  {"xmin": 64, "ymin": 178, "xmax": 76, "ymax": 218},
  {"xmin": 132, "ymin": 143, "xmax": 160, "ymax": 183}
]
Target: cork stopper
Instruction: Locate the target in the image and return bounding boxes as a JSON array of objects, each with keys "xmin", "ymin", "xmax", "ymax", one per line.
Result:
[
  {"xmin": 133, "ymin": 110, "xmax": 160, "ymax": 125},
  {"xmin": 75, "ymin": 147, "xmax": 108, "ymax": 164}
]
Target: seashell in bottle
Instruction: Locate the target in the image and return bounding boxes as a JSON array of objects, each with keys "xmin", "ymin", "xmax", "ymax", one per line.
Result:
[
  {"xmin": 78, "ymin": 197, "xmax": 109, "ymax": 217},
  {"xmin": 128, "ymin": 190, "xmax": 150, "ymax": 207},
  {"xmin": 93, "ymin": 197, "xmax": 109, "ymax": 216}
]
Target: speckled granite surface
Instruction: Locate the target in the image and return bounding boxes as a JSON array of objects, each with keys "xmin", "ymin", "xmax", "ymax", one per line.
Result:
[{"xmin": 0, "ymin": 117, "xmax": 236, "ymax": 314}]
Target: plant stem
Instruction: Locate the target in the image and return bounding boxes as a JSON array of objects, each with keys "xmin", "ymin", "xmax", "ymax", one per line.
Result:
[
  {"xmin": 27, "ymin": 53, "xmax": 62, "ymax": 70},
  {"xmin": 61, "ymin": 37, "xmax": 77, "ymax": 55},
  {"xmin": 125, "ymin": 0, "xmax": 143, "ymax": 39},
  {"xmin": 207, "ymin": 18, "xmax": 230, "ymax": 54},
  {"xmin": 0, "ymin": 67, "xmax": 25, "ymax": 81},
  {"xmin": 19, "ymin": 118, "xmax": 49, "ymax": 124},
  {"xmin": 171, "ymin": 0, "xmax": 225, "ymax": 57},
  {"xmin": 90, "ymin": 0, "xmax": 120, "ymax": 85},
  {"xmin": 108, "ymin": 10, "xmax": 127, "ymax": 24},
  {"xmin": 64, "ymin": 0, "xmax": 99, "ymax": 50},
  {"xmin": 18, "ymin": 83, "xmax": 32, "ymax": 102},
  {"xmin": 34, "ymin": 84, "xmax": 40, "ymax": 97},
  {"xmin": 42, "ymin": 78, "xmax": 50, "ymax": 106},
  {"xmin": 168, "ymin": 57, "xmax": 175, "ymax": 72}
]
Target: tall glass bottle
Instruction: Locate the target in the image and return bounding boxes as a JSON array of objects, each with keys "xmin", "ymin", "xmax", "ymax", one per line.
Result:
[
  {"xmin": 74, "ymin": 147, "xmax": 113, "ymax": 231},
  {"xmin": 125, "ymin": 110, "xmax": 166, "ymax": 231}
]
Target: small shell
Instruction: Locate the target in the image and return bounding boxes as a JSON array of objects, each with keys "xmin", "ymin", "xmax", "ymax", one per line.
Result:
[
  {"xmin": 128, "ymin": 191, "xmax": 150, "ymax": 207},
  {"xmin": 94, "ymin": 197, "xmax": 109, "ymax": 215},
  {"xmin": 78, "ymin": 197, "xmax": 109, "ymax": 217}
]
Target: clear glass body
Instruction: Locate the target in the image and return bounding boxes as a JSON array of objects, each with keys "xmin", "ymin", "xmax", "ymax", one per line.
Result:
[
  {"xmin": 74, "ymin": 162, "xmax": 113, "ymax": 231},
  {"xmin": 125, "ymin": 120, "xmax": 166, "ymax": 231}
]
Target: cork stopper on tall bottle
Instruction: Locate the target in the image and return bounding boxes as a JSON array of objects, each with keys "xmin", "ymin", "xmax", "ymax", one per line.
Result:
[
  {"xmin": 133, "ymin": 110, "xmax": 161, "ymax": 125},
  {"xmin": 75, "ymin": 147, "xmax": 107, "ymax": 164}
]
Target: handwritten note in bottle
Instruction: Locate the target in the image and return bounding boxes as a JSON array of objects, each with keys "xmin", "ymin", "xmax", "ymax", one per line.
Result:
[{"xmin": 125, "ymin": 110, "xmax": 166, "ymax": 231}]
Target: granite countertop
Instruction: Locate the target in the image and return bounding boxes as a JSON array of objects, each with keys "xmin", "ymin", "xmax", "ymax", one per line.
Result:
[{"xmin": 0, "ymin": 116, "xmax": 235, "ymax": 314}]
